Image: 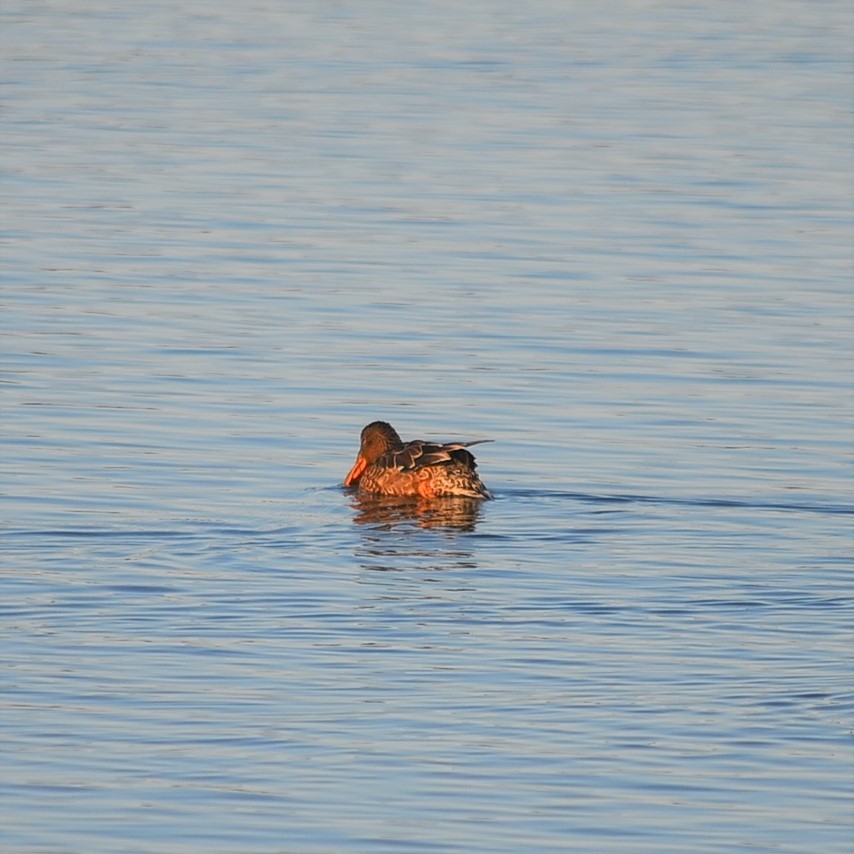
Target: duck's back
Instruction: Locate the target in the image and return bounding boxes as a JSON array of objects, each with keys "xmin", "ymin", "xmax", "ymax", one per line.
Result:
[{"xmin": 362, "ymin": 440, "xmax": 489, "ymax": 498}]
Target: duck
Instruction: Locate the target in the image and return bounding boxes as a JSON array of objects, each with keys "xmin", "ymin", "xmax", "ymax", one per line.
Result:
[{"xmin": 344, "ymin": 421, "xmax": 491, "ymax": 499}]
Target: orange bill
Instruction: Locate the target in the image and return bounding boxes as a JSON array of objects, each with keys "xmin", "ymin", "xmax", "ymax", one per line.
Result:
[{"xmin": 344, "ymin": 454, "xmax": 367, "ymax": 487}]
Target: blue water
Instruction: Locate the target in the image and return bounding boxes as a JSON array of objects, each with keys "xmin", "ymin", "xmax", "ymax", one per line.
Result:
[{"xmin": 2, "ymin": 1, "xmax": 853, "ymax": 851}]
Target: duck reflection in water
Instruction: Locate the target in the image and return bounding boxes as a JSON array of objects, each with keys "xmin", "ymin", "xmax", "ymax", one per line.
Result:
[{"xmin": 349, "ymin": 493, "xmax": 484, "ymax": 531}]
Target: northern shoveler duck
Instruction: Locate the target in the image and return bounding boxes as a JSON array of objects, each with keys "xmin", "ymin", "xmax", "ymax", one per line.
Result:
[{"xmin": 344, "ymin": 421, "xmax": 492, "ymax": 499}]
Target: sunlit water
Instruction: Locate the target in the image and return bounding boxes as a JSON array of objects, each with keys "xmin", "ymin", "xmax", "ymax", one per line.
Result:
[{"xmin": 2, "ymin": 1, "xmax": 853, "ymax": 852}]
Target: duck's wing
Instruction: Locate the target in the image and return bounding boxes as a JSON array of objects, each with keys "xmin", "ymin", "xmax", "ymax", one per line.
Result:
[{"xmin": 381, "ymin": 439, "xmax": 493, "ymax": 472}]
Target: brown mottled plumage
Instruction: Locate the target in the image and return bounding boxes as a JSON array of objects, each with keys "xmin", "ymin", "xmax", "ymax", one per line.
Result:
[{"xmin": 344, "ymin": 421, "xmax": 492, "ymax": 499}]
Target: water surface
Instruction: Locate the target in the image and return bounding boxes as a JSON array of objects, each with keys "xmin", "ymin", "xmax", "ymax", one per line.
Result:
[{"xmin": 2, "ymin": 1, "xmax": 852, "ymax": 851}]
